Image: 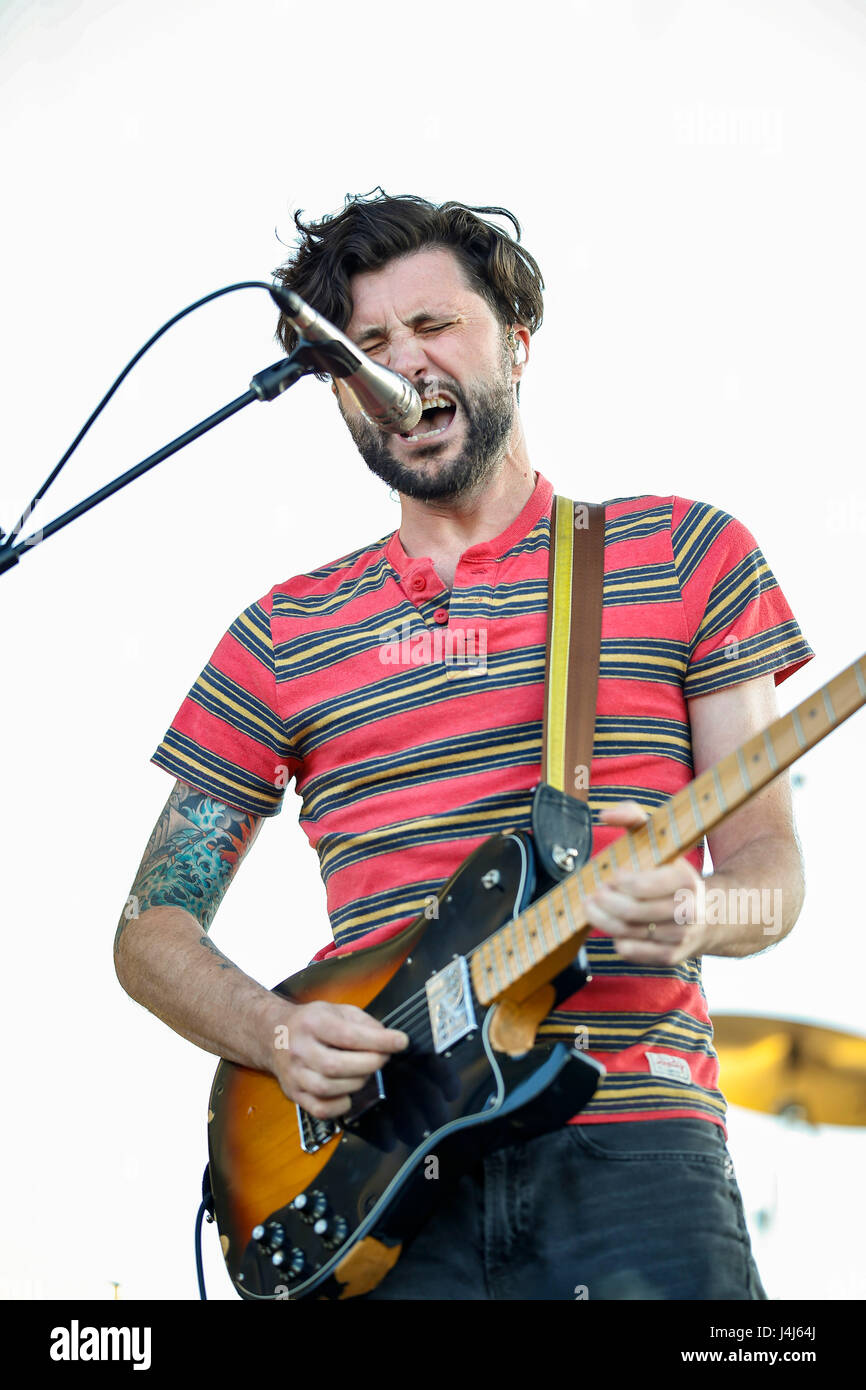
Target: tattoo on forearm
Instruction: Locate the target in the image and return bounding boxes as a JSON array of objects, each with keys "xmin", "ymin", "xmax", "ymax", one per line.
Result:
[
  {"xmin": 115, "ymin": 783, "xmax": 259, "ymax": 950},
  {"xmin": 198, "ymin": 934, "xmax": 238, "ymax": 971}
]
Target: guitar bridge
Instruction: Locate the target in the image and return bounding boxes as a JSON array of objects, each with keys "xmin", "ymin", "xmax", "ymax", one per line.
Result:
[
  {"xmin": 296, "ymin": 1108, "xmax": 341, "ymax": 1155},
  {"xmin": 426, "ymin": 956, "xmax": 477, "ymax": 1054}
]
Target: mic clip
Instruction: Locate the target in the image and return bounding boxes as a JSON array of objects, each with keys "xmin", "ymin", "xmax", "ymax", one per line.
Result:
[{"xmin": 249, "ymin": 340, "xmax": 359, "ymax": 402}]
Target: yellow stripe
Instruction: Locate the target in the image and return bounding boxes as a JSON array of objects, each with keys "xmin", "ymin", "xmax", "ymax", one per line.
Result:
[
  {"xmin": 162, "ymin": 748, "xmax": 280, "ymax": 806},
  {"xmin": 545, "ymin": 496, "xmax": 574, "ymax": 791}
]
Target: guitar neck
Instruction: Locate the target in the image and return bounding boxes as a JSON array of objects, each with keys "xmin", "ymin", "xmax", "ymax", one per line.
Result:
[{"xmin": 470, "ymin": 654, "xmax": 866, "ymax": 1007}]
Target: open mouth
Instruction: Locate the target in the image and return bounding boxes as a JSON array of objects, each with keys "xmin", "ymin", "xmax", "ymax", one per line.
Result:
[{"xmin": 400, "ymin": 394, "xmax": 458, "ymax": 444}]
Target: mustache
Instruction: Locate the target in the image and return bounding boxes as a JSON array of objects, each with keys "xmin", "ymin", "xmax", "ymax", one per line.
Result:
[{"xmin": 415, "ymin": 375, "xmax": 465, "ymax": 407}]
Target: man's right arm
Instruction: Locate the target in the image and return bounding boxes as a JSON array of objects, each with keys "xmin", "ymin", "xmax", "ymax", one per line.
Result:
[{"xmin": 114, "ymin": 779, "xmax": 408, "ymax": 1117}]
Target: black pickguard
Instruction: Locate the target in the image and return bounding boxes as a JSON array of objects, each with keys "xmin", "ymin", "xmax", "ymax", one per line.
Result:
[{"xmin": 235, "ymin": 830, "xmax": 603, "ymax": 1300}]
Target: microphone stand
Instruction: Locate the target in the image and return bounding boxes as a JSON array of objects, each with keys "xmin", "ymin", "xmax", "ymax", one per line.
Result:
[{"xmin": 0, "ymin": 339, "xmax": 358, "ymax": 578}]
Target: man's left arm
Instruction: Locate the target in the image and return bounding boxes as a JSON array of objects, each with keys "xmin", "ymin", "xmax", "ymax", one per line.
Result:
[{"xmin": 585, "ymin": 673, "xmax": 806, "ymax": 964}]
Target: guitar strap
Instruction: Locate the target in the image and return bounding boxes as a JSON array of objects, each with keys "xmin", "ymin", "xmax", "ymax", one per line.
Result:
[{"xmin": 531, "ymin": 496, "xmax": 606, "ymax": 883}]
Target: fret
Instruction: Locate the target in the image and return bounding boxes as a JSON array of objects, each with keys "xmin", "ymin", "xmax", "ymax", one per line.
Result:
[
  {"xmin": 653, "ymin": 813, "xmax": 673, "ymax": 854},
  {"xmin": 538, "ymin": 899, "xmax": 557, "ymax": 954},
  {"xmin": 547, "ymin": 892, "xmax": 565, "ymax": 943},
  {"xmin": 646, "ymin": 816, "xmax": 661, "ymax": 863},
  {"xmin": 504, "ymin": 920, "xmax": 527, "ymax": 979},
  {"xmin": 523, "ymin": 905, "xmax": 541, "ymax": 964},
  {"xmin": 712, "ymin": 766, "xmax": 727, "ymax": 812},
  {"xmin": 668, "ymin": 810, "xmax": 682, "ymax": 851},
  {"xmin": 736, "ymin": 748, "xmax": 752, "ymax": 792},
  {"xmin": 627, "ymin": 834, "xmax": 641, "ymax": 871},
  {"xmin": 482, "ymin": 940, "xmax": 504, "ymax": 996},
  {"xmin": 763, "ymin": 728, "xmax": 778, "ymax": 771},
  {"xmin": 856, "ymin": 663, "xmax": 866, "ymax": 700},
  {"xmin": 551, "ymin": 894, "xmax": 571, "ymax": 947},
  {"xmin": 559, "ymin": 885, "xmax": 577, "ymax": 938},
  {"xmin": 577, "ymin": 861, "xmax": 597, "ymax": 909},
  {"xmin": 822, "ymin": 686, "xmax": 835, "ymax": 725},
  {"xmin": 791, "ymin": 709, "xmax": 806, "ymax": 748},
  {"xmin": 688, "ymin": 783, "xmax": 704, "ymax": 833},
  {"xmin": 491, "ymin": 930, "xmax": 511, "ymax": 991}
]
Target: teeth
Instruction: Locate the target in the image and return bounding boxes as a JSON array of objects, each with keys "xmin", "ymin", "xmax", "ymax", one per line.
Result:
[
  {"xmin": 421, "ymin": 395, "xmax": 452, "ymax": 411},
  {"xmin": 403, "ymin": 422, "xmax": 451, "ymax": 442}
]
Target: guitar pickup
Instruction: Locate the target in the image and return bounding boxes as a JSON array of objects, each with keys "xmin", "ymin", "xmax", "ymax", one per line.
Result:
[{"xmin": 426, "ymin": 956, "xmax": 477, "ymax": 1054}]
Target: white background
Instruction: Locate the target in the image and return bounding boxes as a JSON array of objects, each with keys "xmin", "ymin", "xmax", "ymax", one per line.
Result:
[{"xmin": 0, "ymin": 0, "xmax": 864, "ymax": 1301}]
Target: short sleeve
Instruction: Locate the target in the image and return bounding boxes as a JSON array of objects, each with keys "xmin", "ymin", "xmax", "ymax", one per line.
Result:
[
  {"xmin": 671, "ymin": 498, "xmax": 815, "ymax": 700},
  {"xmin": 151, "ymin": 596, "xmax": 300, "ymax": 816}
]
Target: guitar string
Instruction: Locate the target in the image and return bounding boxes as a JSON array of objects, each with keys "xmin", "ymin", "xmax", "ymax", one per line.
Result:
[
  {"xmin": 369, "ymin": 879, "xmax": 587, "ymax": 1041},
  {"xmin": 372, "ymin": 897, "xmax": 570, "ymax": 1043}
]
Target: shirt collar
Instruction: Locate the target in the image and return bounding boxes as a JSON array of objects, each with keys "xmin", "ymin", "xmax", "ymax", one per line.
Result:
[{"xmin": 384, "ymin": 470, "xmax": 554, "ymax": 578}]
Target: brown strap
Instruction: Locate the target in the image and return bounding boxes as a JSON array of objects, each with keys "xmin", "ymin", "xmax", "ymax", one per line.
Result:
[{"xmin": 541, "ymin": 498, "xmax": 606, "ymax": 801}]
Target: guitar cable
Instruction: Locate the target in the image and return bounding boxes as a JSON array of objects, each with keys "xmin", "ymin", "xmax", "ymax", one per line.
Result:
[{"xmin": 195, "ymin": 1164, "xmax": 216, "ymax": 1301}]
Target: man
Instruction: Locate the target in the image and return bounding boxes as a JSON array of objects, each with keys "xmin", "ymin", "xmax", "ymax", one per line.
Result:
[{"xmin": 114, "ymin": 192, "xmax": 812, "ymax": 1300}]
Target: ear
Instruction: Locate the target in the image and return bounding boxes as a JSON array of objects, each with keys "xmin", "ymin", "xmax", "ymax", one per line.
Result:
[{"xmin": 510, "ymin": 324, "xmax": 530, "ymax": 384}]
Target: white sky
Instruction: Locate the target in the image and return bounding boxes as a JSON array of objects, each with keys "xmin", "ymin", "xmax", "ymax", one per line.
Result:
[{"xmin": 0, "ymin": 0, "xmax": 864, "ymax": 1301}]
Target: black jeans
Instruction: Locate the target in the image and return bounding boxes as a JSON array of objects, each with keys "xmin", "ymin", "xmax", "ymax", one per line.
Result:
[{"xmin": 361, "ymin": 1118, "xmax": 767, "ymax": 1300}]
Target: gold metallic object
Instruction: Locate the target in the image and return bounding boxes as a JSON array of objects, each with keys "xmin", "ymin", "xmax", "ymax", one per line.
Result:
[{"xmin": 713, "ymin": 1014, "xmax": 866, "ymax": 1126}]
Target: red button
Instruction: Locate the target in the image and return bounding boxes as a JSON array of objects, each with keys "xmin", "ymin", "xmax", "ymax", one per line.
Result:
[
  {"xmin": 433, "ymin": 607, "xmax": 449, "ymax": 624},
  {"xmin": 410, "ymin": 574, "xmax": 426, "ymax": 591}
]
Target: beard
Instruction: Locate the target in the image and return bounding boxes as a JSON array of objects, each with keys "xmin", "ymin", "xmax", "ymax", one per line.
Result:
[{"xmin": 338, "ymin": 355, "xmax": 515, "ymax": 502}]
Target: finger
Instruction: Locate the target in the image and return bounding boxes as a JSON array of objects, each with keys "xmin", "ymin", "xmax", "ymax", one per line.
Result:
[
  {"xmin": 588, "ymin": 887, "xmax": 684, "ymax": 931},
  {"xmin": 291, "ymin": 1064, "xmax": 374, "ymax": 1099},
  {"xmin": 293, "ymin": 1089, "xmax": 353, "ymax": 1120},
  {"xmin": 300, "ymin": 1039, "xmax": 396, "ymax": 1080},
  {"xmin": 613, "ymin": 938, "xmax": 689, "ymax": 967},
  {"xmin": 305, "ymin": 1003, "xmax": 410, "ymax": 1053},
  {"xmin": 598, "ymin": 800, "xmax": 649, "ymax": 828},
  {"xmin": 608, "ymin": 861, "xmax": 698, "ymax": 899}
]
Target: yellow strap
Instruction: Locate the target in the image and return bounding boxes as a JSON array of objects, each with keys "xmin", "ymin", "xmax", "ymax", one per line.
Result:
[{"xmin": 545, "ymin": 496, "xmax": 574, "ymax": 792}]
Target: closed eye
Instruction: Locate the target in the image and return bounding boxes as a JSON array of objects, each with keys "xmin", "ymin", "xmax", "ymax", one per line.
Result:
[{"xmin": 360, "ymin": 322, "xmax": 455, "ymax": 355}]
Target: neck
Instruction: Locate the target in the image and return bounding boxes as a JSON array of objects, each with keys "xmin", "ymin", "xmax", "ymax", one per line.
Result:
[{"xmin": 396, "ymin": 437, "xmax": 536, "ymax": 589}]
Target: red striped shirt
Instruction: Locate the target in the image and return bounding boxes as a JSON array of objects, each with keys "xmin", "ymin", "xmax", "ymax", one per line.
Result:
[{"xmin": 153, "ymin": 472, "xmax": 813, "ymax": 1132}]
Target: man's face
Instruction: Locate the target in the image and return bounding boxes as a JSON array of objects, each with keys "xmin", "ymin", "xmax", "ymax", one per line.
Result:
[{"xmin": 334, "ymin": 246, "xmax": 522, "ymax": 501}]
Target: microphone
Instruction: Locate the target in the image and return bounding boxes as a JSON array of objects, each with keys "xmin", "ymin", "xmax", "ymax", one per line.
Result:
[{"xmin": 270, "ymin": 286, "xmax": 422, "ymax": 434}]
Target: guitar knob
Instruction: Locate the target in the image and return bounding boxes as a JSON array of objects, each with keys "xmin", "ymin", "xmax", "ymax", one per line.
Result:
[
  {"xmin": 267, "ymin": 1222, "xmax": 287, "ymax": 1249},
  {"xmin": 273, "ymin": 1247, "xmax": 308, "ymax": 1277},
  {"xmin": 313, "ymin": 1214, "xmax": 348, "ymax": 1248},
  {"xmin": 294, "ymin": 1189, "xmax": 329, "ymax": 1223},
  {"xmin": 253, "ymin": 1221, "xmax": 286, "ymax": 1253}
]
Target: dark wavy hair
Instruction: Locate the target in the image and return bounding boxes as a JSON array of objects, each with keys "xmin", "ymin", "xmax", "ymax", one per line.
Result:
[{"xmin": 272, "ymin": 189, "xmax": 545, "ymax": 360}]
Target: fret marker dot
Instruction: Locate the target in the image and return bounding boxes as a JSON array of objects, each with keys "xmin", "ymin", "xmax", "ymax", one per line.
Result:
[{"xmin": 753, "ymin": 754, "xmax": 759, "ymax": 762}]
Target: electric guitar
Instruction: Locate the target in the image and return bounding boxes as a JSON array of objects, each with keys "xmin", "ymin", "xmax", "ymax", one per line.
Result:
[{"xmin": 206, "ymin": 653, "xmax": 865, "ymax": 1300}]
